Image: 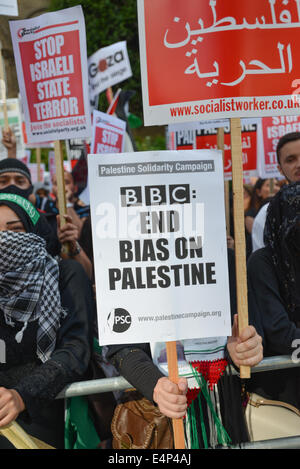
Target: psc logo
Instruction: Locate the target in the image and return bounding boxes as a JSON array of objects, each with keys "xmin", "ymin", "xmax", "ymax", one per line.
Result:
[
  {"xmin": 107, "ymin": 308, "xmax": 132, "ymax": 333},
  {"xmin": 88, "ymin": 50, "xmax": 125, "ymax": 78}
]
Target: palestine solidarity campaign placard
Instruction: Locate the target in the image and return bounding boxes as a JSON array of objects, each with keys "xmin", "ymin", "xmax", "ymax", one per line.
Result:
[{"xmin": 88, "ymin": 149, "xmax": 232, "ymax": 346}]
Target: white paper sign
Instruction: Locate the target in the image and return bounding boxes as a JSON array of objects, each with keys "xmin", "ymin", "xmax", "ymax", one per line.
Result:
[
  {"xmin": 88, "ymin": 149, "xmax": 231, "ymax": 346},
  {"xmin": 28, "ymin": 162, "xmax": 45, "ymax": 183},
  {"xmin": 0, "ymin": 98, "xmax": 25, "ymax": 160},
  {"xmin": 9, "ymin": 6, "xmax": 92, "ymax": 143},
  {"xmin": 0, "ymin": 0, "xmax": 18, "ymax": 16},
  {"xmin": 88, "ymin": 41, "xmax": 132, "ymax": 98}
]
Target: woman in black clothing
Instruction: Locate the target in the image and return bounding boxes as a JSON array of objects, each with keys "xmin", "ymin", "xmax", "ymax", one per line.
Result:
[
  {"xmin": 247, "ymin": 182, "xmax": 300, "ymax": 409},
  {"xmin": 107, "ymin": 249, "xmax": 263, "ymax": 447},
  {"xmin": 0, "ymin": 194, "xmax": 93, "ymax": 448}
]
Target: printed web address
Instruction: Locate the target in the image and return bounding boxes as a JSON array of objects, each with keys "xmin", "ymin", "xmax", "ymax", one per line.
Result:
[
  {"xmin": 31, "ymin": 125, "xmax": 86, "ymax": 136},
  {"xmin": 169, "ymin": 97, "xmax": 300, "ymax": 117},
  {"xmin": 138, "ymin": 311, "xmax": 222, "ymax": 322}
]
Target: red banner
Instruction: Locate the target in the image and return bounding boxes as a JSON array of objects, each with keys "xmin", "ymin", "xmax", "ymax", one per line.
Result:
[
  {"xmin": 169, "ymin": 121, "xmax": 258, "ymax": 180},
  {"xmin": 259, "ymin": 115, "xmax": 300, "ymax": 177},
  {"xmin": 138, "ymin": 0, "xmax": 300, "ymax": 125}
]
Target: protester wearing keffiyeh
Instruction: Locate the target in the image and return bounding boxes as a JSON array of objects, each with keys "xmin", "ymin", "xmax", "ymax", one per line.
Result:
[
  {"xmin": 0, "ymin": 231, "xmax": 66, "ymax": 363},
  {"xmin": 263, "ymin": 181, "xmax": 300, "ymax": 322},
  {"xmin": 0, "ymin": 194, "xmax": 92, "ymax": 448}
]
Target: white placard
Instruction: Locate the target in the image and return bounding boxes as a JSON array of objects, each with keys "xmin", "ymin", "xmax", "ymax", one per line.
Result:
[
  {"xmin": 28, "ymin": 162, "xmax": 45, "ymax": 183},
  {"xmin": 0, "ymin": 0, "xmax": 18, "ymax": 16},
  {"xmin": 88, "ymin": 149, "xmax": 231, "ymax": 346},
  {"xmin": 88, "ymin": 41, "xmax": 132, "ymax": 98},
  {"xmin": 0, "ymin": 97, "xmax": 25, "ymax": 160}
]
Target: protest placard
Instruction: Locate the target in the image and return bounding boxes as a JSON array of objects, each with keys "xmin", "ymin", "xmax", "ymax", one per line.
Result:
[
  {"xmin": 9, "ymin": 6, "xmax": 91, "ymax": 143},
  {"xmin": 88, "ymin": 149, "xmax": 231, "ymax": 346},
  {"xmin": 10, "ymin": 6, "xmax": 92, "ymax": 252},
  {"xmin": 0, "ymin": 98, "xmax": 25, "ymax": 160},
  {"xmin": 28, "ymin": 162, "xmax": 45, "ymax": 183},
  {"xmin": 138, "ymin": 0, "xmax": 300, "ymax": 126},
  {"xmin": 88, "ymin": 41, "xmax": 132, "ymax": 99},
  {"xmin": 168, "ymin": 118, "xmax": 259, "ymax": 180},
  {"xmin": 91, "ymin": 110, "xmax": 126, "ymax": 154},
  {"xmin": 257, "ymin": 115, "xmax": 300, "ymax": 178},
  {"xmin": 0, "ymin": 1, "xmax": 18, "ymax": 16}
]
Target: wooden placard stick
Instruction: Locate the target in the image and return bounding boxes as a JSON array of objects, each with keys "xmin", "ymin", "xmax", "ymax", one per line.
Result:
[
  {"xmin": 54, "ymin": 140, "xmax": 69, "ymax": 255},
  {"xmin": 36, "ymin": 147, "xmax": 42, "ymax": 182},
  {"xmin": 166, "ymin": 341, "xmax": 186, "ymax": 449},
  {"xmin": 230, "ymin": 118, "xmax": 250, "ymax": 379},
  {"xmin": 0, "ymin": 421, "xmax": 39, "ymax": 449},
  {"xmin": 217, "ymin": 128, "xmax": 230, "ymax": 236},
  {"xmin": 0, "ymin": 421, "xmax": 54, "ymax": 449},
  {"xmin": 0, "ymin": 44, "xmax": 9, "ymax": 132}
]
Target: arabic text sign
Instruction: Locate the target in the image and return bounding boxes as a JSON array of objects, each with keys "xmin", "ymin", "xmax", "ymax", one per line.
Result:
[
  {"xmin": 168, "ymin": 119, "xmax": 258, "ymax": 180},
  {"xmin": 91, "ymin": 110, "xmax": 126, "ymax": 154},
  {"xmin": 138, "ymin": 0, "xmax": 300, "ymax": 125},
  {"xmin": 88, "ymin": 41, "xmax": 132, "ymax": 98},
  {"xmin": 9, "ymin": 6, "xmax": 92, "ymax": 143},
  {"xmin": 88, "ymin": 150, "xmax": 231, "ymax": 346}
]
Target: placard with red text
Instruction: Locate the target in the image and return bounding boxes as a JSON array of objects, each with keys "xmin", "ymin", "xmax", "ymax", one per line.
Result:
[
  {"xmin": 9, "ymin": 6, "xmax": 91, "ymax": 143},
  {"xmin": 257, "ymin": 115, "xmax": 300, "ymax": 178},
  {"xmin": 91, "ymin": 110, "xmax": 126, "ymax": 154},
  {"xmin": 138, "ymin": 0, "xmax": 300, "ymax": 125}
]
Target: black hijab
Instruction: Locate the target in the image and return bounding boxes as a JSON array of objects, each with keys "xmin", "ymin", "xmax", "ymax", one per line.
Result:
[{"xmin": 264, "ymin": 182, "xmax": 300, "ymax": 321}]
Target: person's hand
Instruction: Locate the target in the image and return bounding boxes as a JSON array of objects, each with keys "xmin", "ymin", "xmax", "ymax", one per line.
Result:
[
  {"xmin": 0, "ymin": 388, "xmax": 25, "ymax": 427},
  {"xmin": 227, "ymin": 235, "xmax": 235, "ymax": 250},
  {"xmin": 1, "ymin": 127, "xmax": 16, "ymax": 150},
  {"xmin": 1, "ymin": 127, "xmax": 17, "ymax": 158},
  {"xmin": 153, "ymin": 376, "xmax": 188, "ymax": 419},
  {"xmin": 227, "ymin": 314, "xmax": 263, "ymax": 368},
  {"xmin": 57, "ymin": 214, "xmax": 79, "ymax": 246}
]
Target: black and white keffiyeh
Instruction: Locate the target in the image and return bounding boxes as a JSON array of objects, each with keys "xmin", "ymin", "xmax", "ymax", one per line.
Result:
[{"xmin": 0, "ymin": 231, "xmax": 67, "ymax": 363}]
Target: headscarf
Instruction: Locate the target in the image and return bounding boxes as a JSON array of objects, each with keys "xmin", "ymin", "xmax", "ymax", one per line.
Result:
[
  {"xmin": 0, "ymin": 195, "xmax": 66, "ymax": 362},
  {"xmin": 263, "ymin": 182, "xmax": 300, "ymax": 321},
  {"xmin": 0, "ymin": 192, "xmax": 60, "ymax": 257},
  {"xmin": 0, "ymin": 158, "xmax": 33, "ymax": 199}
]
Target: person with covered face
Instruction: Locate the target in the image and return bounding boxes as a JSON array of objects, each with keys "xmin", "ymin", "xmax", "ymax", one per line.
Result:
[
  {"xmin": 247, "ymin": 182, "xmax": 300, "ymax": 413},
  {"xmin": 0, "ymin": 158, "xmax": 93, "ymax": 279},
  {"xmin": 0, "ymin": 194, "xmax": 94, "ymax": 448}
]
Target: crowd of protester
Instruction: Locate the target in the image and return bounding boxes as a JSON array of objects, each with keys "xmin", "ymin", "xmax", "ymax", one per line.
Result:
[{"xmin": 0, "ymin": 126, "xmax": 299, "ymax": 449}]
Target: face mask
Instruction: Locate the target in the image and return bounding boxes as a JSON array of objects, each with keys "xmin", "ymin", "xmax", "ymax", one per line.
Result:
[{"xmin": 0, "ymin": 184, "xmax": 33, "ymax": 200}]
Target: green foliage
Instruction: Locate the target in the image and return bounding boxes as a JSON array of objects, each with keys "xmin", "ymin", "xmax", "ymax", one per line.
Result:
[
  {"xmin": 49, "ymin": 0, "xmax": 142, "ymax": 117},
  {"xmin": 135, "ymin": 134, "xmax": 166, "ymax": 152}
]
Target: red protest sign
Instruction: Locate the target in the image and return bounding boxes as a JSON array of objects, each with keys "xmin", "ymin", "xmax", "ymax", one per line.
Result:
[
  {"xmin": 92, "ymin": 124, "xmax": 125, "ymax": 154},
  {"xmin": 20, "ymin": 32, "xmax": 84, "ymax": 122},
  {"xmin": 91, "ymin": 110, "xmax": 126, "ymax": 154},
  {"xmin": 196, "ymin": 130, "xmax": 257, "ymax": 180},
  {"xmin": 169, "ymin": 120, "xmax": 258, "ymax": 180},
  {"xmin": 258, "ymin": 115, "xmax": 300, "ymax": 177},
  {"xmin": 138, "ymin": 0, "xmax": 300, "ymax": 125},
  {"xmin": 10, "ymin": 6, "xmax": 91, "ymax": 143}
]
